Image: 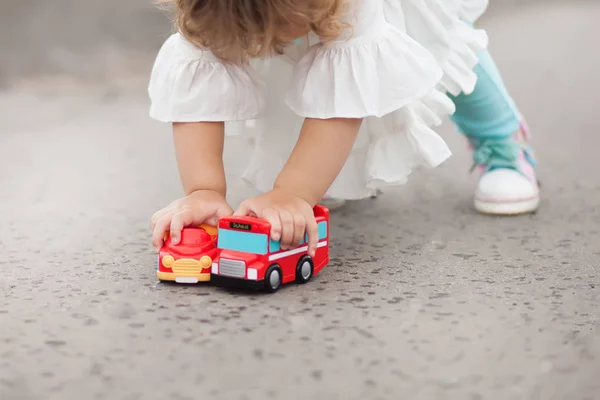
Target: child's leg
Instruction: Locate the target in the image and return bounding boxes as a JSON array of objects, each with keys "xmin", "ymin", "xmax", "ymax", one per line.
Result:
[
  {"xmin": 450, "ymin": 50, "xmax": 520, "ymax": 142},
  {"xmin": 449, "ymin": 49, "xmax": 539, "ymax": 215}
]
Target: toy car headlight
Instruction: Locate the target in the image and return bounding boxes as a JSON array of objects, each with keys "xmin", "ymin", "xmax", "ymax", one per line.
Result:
[
  {"xmin": 200, "ymin": 256, "xmax": 212, "ymax": 269},
  {"xmin": 162, "ymin": 255, "xmax": 175, "ymax": 268}
]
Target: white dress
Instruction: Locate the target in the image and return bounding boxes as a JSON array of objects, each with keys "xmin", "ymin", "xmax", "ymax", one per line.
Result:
[{"xmin": 148, "ymin": 0, "xmax": 489, "ymax": 200}]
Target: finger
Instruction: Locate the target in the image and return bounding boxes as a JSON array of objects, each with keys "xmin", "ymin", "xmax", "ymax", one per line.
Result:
[
  {"xmin": 233, "ymin": 200, "xmax": 253, "ymax": 217},
  {"xmin": 151, "ymin": 208, "xmax": 169, "ymax": 228},
  {"xmin": 262, "ymin": 208, "xmax": 282, "ymax": 243},
  {"xmin": 169, "ymin": 209, "xmax": 197, "ymax": 245},
  {"xmin": 152, "ymin": 214, "xmax": 173, "ymax": 250},
  {"xmin": 306, "ymin": 213, "xmax": 319, "ymax": 258},
  {"xmin": 204, "ymin": 215, "xmax": 220, "ymax": 227},
  {"xmin": 292, "ymin": 215, "xmax": 306, "ymax": 248},
  {"xmin": 217, "ymin": 203, "xmax": 235, "ymax": 218},
  {"xmin": 205, "ymin": 204, "xmax": 234, "ymax": 227},
  {"xmin": 278, "ymin": 210, "xmax": 295, "ymax": 249},
  {"xmin": 151, "ymin": 200, "xmax": 180, "ymax": 228}
]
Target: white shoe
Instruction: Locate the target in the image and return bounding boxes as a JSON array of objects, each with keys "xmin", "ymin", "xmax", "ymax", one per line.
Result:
[
  {"xmin": 475, "ymin": 168, "xmax": 540, "ymax": 215},
  {"xmin": 471, "ymin": 125, "xmax": 540, "ymax": 215}
]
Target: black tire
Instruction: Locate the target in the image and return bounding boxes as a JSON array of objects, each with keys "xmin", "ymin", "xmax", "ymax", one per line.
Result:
[
  {"xmin": 295, "ymin": 255, "xmax": 314, "ymax": 284},
  {"xmin": 264, "ymin": 265, "xmax": 283, "ymax": 293}
]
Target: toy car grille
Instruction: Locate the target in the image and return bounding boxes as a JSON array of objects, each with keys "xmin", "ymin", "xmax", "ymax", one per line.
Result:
[
  {"xmin": 172, "ymin": 259, "xmax": 201, "ymax": 275},
  {"xmin": 218, "ymin": 259, "xmax": 246, "ymax": 278}
]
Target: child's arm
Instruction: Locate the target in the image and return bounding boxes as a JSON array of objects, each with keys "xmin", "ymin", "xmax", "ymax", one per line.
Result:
[
  {"xmin": 151, "ymin": 122, "xmax": 233, "ymax": 249},
  {"xmin": 276, "ymin": 118, "xmax": 362, "ymax": 204},
  {"xmin": 235, "ymin": 117, "xmax": 362, "ymax": 256},
  {"xmin": 172, "ymin": 122, "xmax": 227, "ymax": 196}
]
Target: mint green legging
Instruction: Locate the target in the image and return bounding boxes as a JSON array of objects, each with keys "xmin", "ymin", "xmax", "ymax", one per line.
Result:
[{"xmin": 450, "ymin": 50, "xmax": 521, "ymax": 139}]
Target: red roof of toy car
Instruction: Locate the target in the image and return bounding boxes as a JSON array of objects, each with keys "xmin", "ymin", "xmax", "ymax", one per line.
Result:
[{"xmin": 161, "ymin": 227, "xmax": 216, "ymax": 257}]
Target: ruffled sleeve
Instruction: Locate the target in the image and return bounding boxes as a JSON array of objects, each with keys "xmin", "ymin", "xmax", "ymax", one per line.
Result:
[
  {"xmin": 285, "ymin": 0, "xmax": 444, "ymax": 119},
  {"xmin": 148, "ymin": 33, "xmax": 264, "ymax": 123}
]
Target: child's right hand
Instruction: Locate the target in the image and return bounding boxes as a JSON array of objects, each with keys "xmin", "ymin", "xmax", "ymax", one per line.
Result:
[{"xmin": 151, "ymin": 190, "xmax": 233, "ymax": 251}]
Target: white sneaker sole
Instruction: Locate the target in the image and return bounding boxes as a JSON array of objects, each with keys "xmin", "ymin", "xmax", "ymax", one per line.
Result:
[{"xmin": 474, "ymin": 195, "xmax": 540, "ymax": 215}]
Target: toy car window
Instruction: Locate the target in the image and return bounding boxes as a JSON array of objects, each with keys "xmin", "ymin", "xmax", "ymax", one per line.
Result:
[
  {"xmin": 218, "ymin": 229, "xmax": 269, "ymax": 255},
  {"xmin": 318, "ymin": 222, "xmax": 328, "ymax": 240}
]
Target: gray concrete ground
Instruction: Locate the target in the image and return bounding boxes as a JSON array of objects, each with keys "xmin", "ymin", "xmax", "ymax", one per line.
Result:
[{"xmin": 1, "ymin": 1, "xmax": 600, "ymax": 400}]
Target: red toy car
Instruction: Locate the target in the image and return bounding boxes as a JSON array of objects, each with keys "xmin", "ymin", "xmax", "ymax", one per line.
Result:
[
  {"xmin": 157, "ymin": 224, "xmax": 219, "ymax": 284},
  {"xmin": 210, "ymin": 206, "xmax": 330, "ymax": 292}
]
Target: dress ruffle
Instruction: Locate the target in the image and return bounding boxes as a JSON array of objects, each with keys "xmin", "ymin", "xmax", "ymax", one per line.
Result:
[
  {"xmin": 148, "ymin": 33, "xmax": 264, "ymax": 122},
  {"xmin": 396, "ymin": 0, "xmax": 489, "ymax": 96},
  {"xmin": 285, "ymin": 24, "xmax": 443, "ymax": 119},
  {"xmin": 458, "ymin": 0, "xmax": 489, "ymax": 22}
]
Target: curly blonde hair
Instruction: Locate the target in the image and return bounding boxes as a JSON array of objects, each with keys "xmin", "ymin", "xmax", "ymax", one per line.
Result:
[{"xmin": 159, "ymin": 0, "xmax": 348, "ymax": 63}]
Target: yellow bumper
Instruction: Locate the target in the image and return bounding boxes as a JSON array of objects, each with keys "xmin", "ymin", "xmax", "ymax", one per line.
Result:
[
  {"xmin": 157, "ymin": 271, "xmax": 211, "ymax": 282},
  {"xmin": 159, "ymin": 256, "xmax": 213, "ymax": 283}
]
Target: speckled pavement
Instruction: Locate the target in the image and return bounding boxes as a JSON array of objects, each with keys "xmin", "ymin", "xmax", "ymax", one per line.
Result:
[{"xmin": 1, "ymin": 2, "xmax": 599, "ymax": 400}]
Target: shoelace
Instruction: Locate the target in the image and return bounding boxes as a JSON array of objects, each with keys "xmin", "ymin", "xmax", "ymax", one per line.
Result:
[{"xmin": 470, "ymin": 138, "xmax": 521, "ymax": 172}]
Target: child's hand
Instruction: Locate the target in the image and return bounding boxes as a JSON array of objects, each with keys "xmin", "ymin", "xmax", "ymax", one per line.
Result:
[
  {"xmin": 234, "ymin": 189, "xmax": 318, "ymax": 257},
  {"xmin": 151, "ymin": 190, "xmax": 233, "ymax": 250}
]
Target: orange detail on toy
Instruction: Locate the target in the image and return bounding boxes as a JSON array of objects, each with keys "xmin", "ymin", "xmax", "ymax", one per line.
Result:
[{"xmin": 199, "ymin": 224, "xmax": 218, "ymax": 237}]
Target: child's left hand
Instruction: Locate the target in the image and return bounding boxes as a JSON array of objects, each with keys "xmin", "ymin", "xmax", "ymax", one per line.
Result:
[{"xmin": 234, "ymin": 189, "xmax": 318, "ymax": 257}]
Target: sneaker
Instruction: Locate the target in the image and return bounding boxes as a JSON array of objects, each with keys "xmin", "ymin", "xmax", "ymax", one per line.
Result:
[{"xmin": 471, "ymin": 122, "xmax": 540, "ymax": 215}]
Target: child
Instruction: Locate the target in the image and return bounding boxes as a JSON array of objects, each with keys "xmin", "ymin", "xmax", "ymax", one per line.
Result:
[
  {"xmin": 148, "ymin": 0, "xmax": 539, "ymax": 256},
  {"xmin": 449, "ymin": 49, "xmax": 539, "ymax": 215},
  {"xmin": 323, "ymin": 47, "xmax": 540, "ymax": 214}
]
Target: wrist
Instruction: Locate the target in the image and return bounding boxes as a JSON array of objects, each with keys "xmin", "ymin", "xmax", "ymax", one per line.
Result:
[
  {"xmin": 186, "ymin": 186, "xmax": 226, "ymax": 198},
  {"xmin": 182, "ymin": 159, "xmax": 227, "ymax": 197},
  {"xmin": 273, "ymin": 179, "xmax": 320, "ymax": 207}
]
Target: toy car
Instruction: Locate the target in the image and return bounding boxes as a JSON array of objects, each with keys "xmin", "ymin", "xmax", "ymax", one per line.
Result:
[
  {"xmin": 157, "ymin": 224, "xmax": 219, "ymax": 284},
  {"xmin": 210, "ymin": 206, "xmax": 330, "ymax": 292}
]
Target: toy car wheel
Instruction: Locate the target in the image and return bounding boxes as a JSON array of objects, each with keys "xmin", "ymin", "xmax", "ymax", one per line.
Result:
[
  {"xmin": 264, "ymin": 265, "xmax": 283, "ymax": 293},
  {"xmin": 295, "ymin": 255, "xmax": 314, "ymax": 284}
]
